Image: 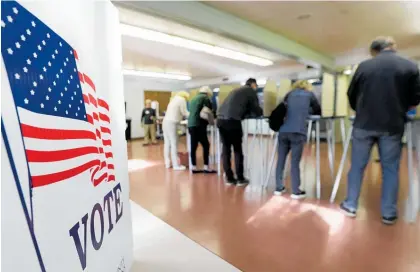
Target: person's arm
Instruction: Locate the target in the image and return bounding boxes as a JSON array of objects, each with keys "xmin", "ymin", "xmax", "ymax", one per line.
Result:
[
  {"xmin": 248, "ymin": 90, "xmax": 263, "ymax": 117},
  {"xmin": 310, "ymin": 93, "xmax": 322, "ymax": 115},
  {"xmin": 409, "ymin": 67, "xmax": 420, "ymax": 107},
  {"xmin": 204, "ymin": 97, "xmax": 212, "ymax": 110},
  {"xmin": 347, "ymin": 66, "xmax": 362, "ymax": 111},
  {"xmin": 141, "ymin": 109, "xmax": 145, "ymax": 124},
  {"xmin": 180, "ymin": 99, "xmax": 189, "ymax": 118}
]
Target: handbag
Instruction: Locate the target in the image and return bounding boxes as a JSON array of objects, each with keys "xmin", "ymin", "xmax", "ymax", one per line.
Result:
[
  {"xmin": 200, "ymin": 106, "xmax": 215, "ymax": 125},
  {"xmin": 268, "ymin": 101, "xmax": 287, "ymax": 131}
]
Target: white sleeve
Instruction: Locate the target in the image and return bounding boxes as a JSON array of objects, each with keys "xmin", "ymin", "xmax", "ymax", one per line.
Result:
[{"xmin": 180, "ymin": 99, "xmax": 189, "ymax": 118}]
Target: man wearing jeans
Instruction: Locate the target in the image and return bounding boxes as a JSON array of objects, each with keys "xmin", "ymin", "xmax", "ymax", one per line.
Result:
[{"xmin": 341, "ymin": 37, "xmax": 420, "ymax": 224}]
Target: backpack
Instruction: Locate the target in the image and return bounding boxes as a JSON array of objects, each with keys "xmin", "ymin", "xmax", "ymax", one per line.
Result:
[{"xmin": 268, "ymin": 101, "xmax": 287, "ymax": 132}]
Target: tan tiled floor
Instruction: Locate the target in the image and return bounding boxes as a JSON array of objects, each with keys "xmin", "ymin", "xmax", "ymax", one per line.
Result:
[{"xmin": 128, "ymin": 138, "xmax": 420, "ymax": 272}]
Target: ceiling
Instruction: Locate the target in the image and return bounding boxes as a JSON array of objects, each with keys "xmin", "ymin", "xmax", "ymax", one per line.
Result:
[{"xmin": 205, "ymin": 1, "xmax": 420, "ymax": 57}]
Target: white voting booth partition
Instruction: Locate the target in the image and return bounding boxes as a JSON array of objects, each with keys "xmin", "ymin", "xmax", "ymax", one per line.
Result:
[{"xmin": 1, "ymin": 1, "xmax": 133, "ymax": 272}]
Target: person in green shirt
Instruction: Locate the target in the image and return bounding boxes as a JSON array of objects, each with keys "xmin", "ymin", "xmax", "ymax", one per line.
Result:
[{"xmin": 187, "ymin": 86, "xmax": 216, "ymax": 174}]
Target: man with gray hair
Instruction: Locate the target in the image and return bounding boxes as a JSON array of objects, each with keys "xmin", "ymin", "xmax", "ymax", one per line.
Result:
[{"xmin": 341, "ymin": 37, "xmax": 420, "ymax": 224}]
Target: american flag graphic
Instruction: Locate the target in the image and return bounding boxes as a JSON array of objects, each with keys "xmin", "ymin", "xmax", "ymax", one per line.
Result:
[{"xmin": 1, "ymin": 1, "xmax": 115, "ymax": 188}]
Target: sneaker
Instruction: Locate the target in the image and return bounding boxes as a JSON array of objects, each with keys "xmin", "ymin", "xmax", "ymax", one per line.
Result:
[
  {"xmin": 192, "ymin": 169, "xmax": 204, "ymax": 174},
  {"xmin": 165, "ymin": 165, "xmax": 171, "ymax": 169},
  {"xmin": 339, "ymin": 203, "xmax": 356, "ymax": 218},
  {"xmin": 204, "ymin": 169, "xmax": 217, "ymax": 174},
  {"xmin": 173, "ymin": 165, "xmax": 186, "ymax": 171},
  {"xmin": 142, "ymin": 143, "xmax": 150, "ymax": 146},
  {"xmin": 236, "ymin": 178, "xmax": 250, "ymax": 187},
  {"xmin": 291, "ymin": 190, "xmax": 306, "ymax": 200},
  {"xmin": 274, "ymin": 186, "xmax": 286, "ymax": 196},
  {"xmin": 225, "ymin": 178, "xmax": 237, "ymax": 186},
  {"xmin": 382, "ymin": 216, "xmax": 398, "ymax": 225}
]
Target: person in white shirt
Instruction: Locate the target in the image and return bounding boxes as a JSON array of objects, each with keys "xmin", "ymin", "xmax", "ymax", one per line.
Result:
[{"xmin": 163, "ymin": 91, "xmax": 190, "ymax": 170}]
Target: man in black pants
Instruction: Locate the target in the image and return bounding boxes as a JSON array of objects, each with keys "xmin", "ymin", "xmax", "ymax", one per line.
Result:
[
  {"xmin": 188, "ymin": 86, "xmax": 216, "ymax": 174},
  {"xmin": 217, "ymin": 78, "xmax": 263, "ymax": 186}
]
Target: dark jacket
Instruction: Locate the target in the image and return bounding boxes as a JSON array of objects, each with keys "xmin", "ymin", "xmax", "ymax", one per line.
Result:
[
  {"xmin": 188, "ymin": 93, "xmax": 213, "ymax": 127},
  {"xmin": 141, "ymin": 107, "xmax": 156, "ymax": 125},
  {"xmin": 280, "ymin": 89, "xmax": 321, "ymax": 135},
  {"xmin": 217, "ymin": 86, "xmax": 263, "ymax": 120},
  {"xmin": 348, "ymin": 51, "xmax": 420, "ymax": 134}
]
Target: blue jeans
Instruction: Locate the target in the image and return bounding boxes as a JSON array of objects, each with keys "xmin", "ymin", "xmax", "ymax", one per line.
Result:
[
  {"xmin": 275, "ymin": 133, "xmax": 306, "ymax": 194},
  {"xmin": 343, "ymin": 128, "xmax": 403, "ymax": 218}
]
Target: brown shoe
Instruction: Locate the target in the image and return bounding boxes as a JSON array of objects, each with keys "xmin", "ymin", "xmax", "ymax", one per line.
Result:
[{"xmin": 142, "ymin": 143, "xmax": 150, "ymax": 146}]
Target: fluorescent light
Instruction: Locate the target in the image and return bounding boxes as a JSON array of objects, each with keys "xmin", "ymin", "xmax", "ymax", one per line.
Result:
[
  {"xmin": 308, "ymin": 79, "xmax": 318, "ymax": 83},
  {"xmin": 120, "ymin": 24, "xmax": 274, "ymax": 67},
  {"xmin": 123, "ymin": 69, "xmax": 191, "ymax": 81},
  {"xmin": 213, "ymin": 88, "xmax": 220, "ymax": 93},
  {"xmin": 343, "ymin": 69, "xmax": 352, "ymax": 75}
]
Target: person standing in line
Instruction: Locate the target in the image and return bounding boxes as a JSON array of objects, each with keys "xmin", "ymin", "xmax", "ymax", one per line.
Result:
[
  {"xmin": 163, "ymin": 91, "xmax": 190, "ymax": 170},
  {"xmin": 188, "ymin": 86, "xmax": 217, "ymax": 174},
  {"xmin": 141, "ymin": 99, "xmax": 158, "ymax": 146},
  {"xmin": 340, "ymin": 37, "xmax": 420, "ymax": 225},
  {"xmin": 274, "ymin": 80, "xmax": 321, "ymax": 199},
  {"xmin": 217, "ymin": 78, "xmax": 263, "ymax": 186}
]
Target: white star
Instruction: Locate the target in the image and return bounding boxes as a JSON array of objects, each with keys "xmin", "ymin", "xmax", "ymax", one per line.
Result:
[
  {"xmin": 46, "ymin": 95, "xmax": 49, "ymax": 100},
  {"xmin": 48, "ymin": 87, "xmax": 51, "ymax": 92},
  {"xmin": 60, "ymin": 92, "xmax": 63, "ymax": 97},
  {"xmin": 30, "ymin": 90, "xmax": 35, "ymax": 95},
  {"xmin": 70, "ymin": 75, "xmax": 73, "ymax": 79},
  {"xmin": 71, "ymin": 96, "xmax": 74, "ymax": 100},
  {"xmin": 77, "ymin": 84, "xmax": 80, "ymax": 89},
  {"xmin": 54, "ymin": 107, "xmax": 57, "ymax": 112},
  {"xmin": 77, "ymin": 107, "xmax": 80, "ymax": 110},
  {"xmin": 46, "ymin": 33, "xmax": 50, "ymax": 38},
  {"xmin": 55, "ymin": 49, "xmax": 58, "ymax": 54},
  {"xmin": 76, "ymin": 113, "xmax": 78, "ymax": 117},
  {"xmin": 33, "ymin": 81, "xmax": 37, "ymax": 87},
  {"xmin": 26, "ymin": 29, "xmax": 31, "ymax": 35},
  {"xmin": 67, "ymin": 80, "xmax": 70, "ymax": 84},
  {"xmin": 13, "ymin": 7, "xmax": 18, "ymax": 14},
  {"xmin": 64, "ymin": 62, "xmax": 67, "ymax": 67},
  {"xmin": 56, "ymin": 74, "xmax": 59, "ymax": 79},
  {"xmin": 52, "ymin": 54, "xmax": 55, "ymax": 59},
  {"xmin": 74, "ymin": 92, "xmax": 77, "ymax": 95},
  {"xmin": 15, "ymin": 42, "xmax": 21, "ymax": 49},
  {"xmin": 7, "ymin": 48, "xmax": 13, "ymax": 55},
  {"xmin": 40, "ymin": 103, "xmax": 44, "ymax": 108},
  {"xmin": 53, "ymin": 81, "xmax": 56, "ymax": 86},
  {"xmin": 60, "ymin": 69, "xmax": 63, "ymax": 74},
  {"xmin": 7, "ymin": 16, "xmax": 13, "ymax": 23},
  {"xmin": 70, "ymin": 50, "xmax": 73, "ymax": 55},
  {"xmin": 66, "ymin": 57, "xmax": 69, "ymax": 62},
  {"xmin": 84, "ymin": 115, "xmax": 86, "ymax": 118},
  {"xmin": 48, "ymin": 61, "xmax": 51, "ymax": 66},
  {"xmin": 65, "ymin": 110, "xmax": 68, "ymax": 115},
  {"xmin": 24, "ymin": 98, "xmax": 29, "ymax": 104},
  {"xmin": 80, "ymin": 100, "xmax": 82, "ymax": 104},
  {"xmin": 39, "ymin": 75, "xmax": 44, "ymax": 80},
  {"xmin": 27, "ymin": 59, "xmax": 31, "ymax": 65},
  {"xmin": 33, "ymin": 52, "xmax": 37, "ymax": 58},
  {"xmin": 23, "ymin": 67, "xmax": 28, "ymax": 73},
  {"xmin": 58, "ymin": 100, "xmax": 61, "ymax": 104},
  {"xmin": 31, "ymin": 21, "xmax": 36, "ymax": 27},
  {"xmin": 65, "ymin": 87, "xmax": 67, "ymax": 91},
  {"xmin": 21, "ymin": 35, "xmax": 26, "ymax": 41},
  {"xmin": 14, "ymin": 73, "xmax": 20, "ymax": 79},
  {"xmin": 43, "ymin": 67, "xmax": 47, "ymax": 72},
  {"xmin": 38, "ymin": 45, "xmax": 42, "ymax": 51},
  {"xmin": 59, "ymin": 42, "xmax": 62, "ymax": 47},
  {"xmin": 73, "ymin": 68, "xmax": 76, "ymax": 72},
  {"xmin": 42, "ymin": 40, "xmax": 46, "ymax": 45},
  {"xmin": 1, "ymin": 20, "xmax": 5, "ymax": 28},
  {"xmin": 69, "ymin": 104, "xmax": 72, "ymax": 108}
]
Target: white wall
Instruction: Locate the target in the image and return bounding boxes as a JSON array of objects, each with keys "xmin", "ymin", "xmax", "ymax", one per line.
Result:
[{"xmin": 124, "ymin": 77, "xmax": 184, "ymax": 138}]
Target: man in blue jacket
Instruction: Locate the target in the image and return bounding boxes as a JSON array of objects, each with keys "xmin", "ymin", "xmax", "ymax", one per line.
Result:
[{"xmin": 341, "ymin": 37, "xmax": 420, "ymax": 224}]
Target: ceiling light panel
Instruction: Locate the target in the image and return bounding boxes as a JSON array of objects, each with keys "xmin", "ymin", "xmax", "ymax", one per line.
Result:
[
  {"xmin": 120, "ymin": 24, "xmax": 274, "ymax": 67},
  {"xmin": 123, "ymin": 69, "xmax": 191, "ymax": 81}
]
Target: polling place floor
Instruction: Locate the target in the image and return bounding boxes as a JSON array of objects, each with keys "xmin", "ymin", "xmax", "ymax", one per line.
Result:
[{"xmin": 129, "ymin": 138, "xmax": 420, "ymax": 272}]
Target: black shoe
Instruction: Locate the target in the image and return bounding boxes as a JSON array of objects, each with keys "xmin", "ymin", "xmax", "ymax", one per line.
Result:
[
  {"xmin": 382, "ymin": 216, "xmax": 398, "ymax": 225},
  {"xmin": 192, "ymin": 169, "xmax": 204, "ymax": 174},
  {"xmin": 274, "ymin": 186, "xmax": 286, "ymax": 196},
  {"xmin": 204, "ymin": 169, "xmax": 217, "ymax": 174},
  {"xmin": 291, "ymin": 190, "xmax": 306, "ymax": 200},
  {"xmin": 340, "ymin": 203, "xmax": 356, "ymax": 218},
  {"xmin": 225, "ymin": 178, "xmax": 237, "ymax": 186},
  {"xmin": 236, "ymin": 178, "xmax": 249, "ymax": 187}
]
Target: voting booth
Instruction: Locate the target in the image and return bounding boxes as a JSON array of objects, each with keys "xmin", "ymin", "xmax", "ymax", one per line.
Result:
[{"xmin": 1, "ymin": 1, "xmax": 133, "ymax": 271}]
